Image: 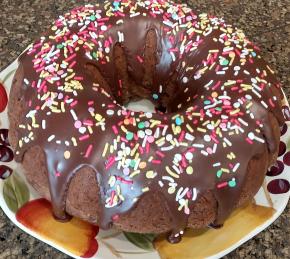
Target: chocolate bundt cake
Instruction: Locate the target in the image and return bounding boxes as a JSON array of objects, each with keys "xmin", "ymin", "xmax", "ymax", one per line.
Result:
[{"xmin": 8, "ymin": 0, "xmax": 284, "ymax": 242}]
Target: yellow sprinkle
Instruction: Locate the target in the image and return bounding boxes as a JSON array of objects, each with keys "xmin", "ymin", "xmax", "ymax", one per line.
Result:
[
  {"xmin": 168, "ymin": 186, "xmax": 176, "ymax": 194},
  {"xmin": 71, "ymin": 137, "xmax": 77, "ymax": 146},
  {"xmin": 102, "ymin": 143, "xmax": 109, "ymax": 157},
  {"xmin": 121, "ymin": 125, "xmax": 127, "ymax": 133},
  {"xmin": 129, "ymin": 170, "xmax": 140, "ymax": 178},
  {"xmin": 197, "ymin": 127, "xmax": 206, "ymax": 133},
  {"xmin": 186, "ymin": 124, "xmax": 194, "ymax": 133},
  {"xmin": 166, "ymin": 166, "xmax": 179, "ymax": 179},
  {"xmin": 64, "ymin": 151, "xmax": 70, "ymax": 159},
  {"xmin": 142, "ymin": 187, "xmax": 149, "ymax": 193},
  {"xmin": 230, "ymin": 109, "xmax": 240, "ymax": 115},
  {"xmin": 186, "ymin": 166, "xmax": 194, "ymax": 175},
  {"xmin": 146, "ymin": 170, "xmax": 156, "ymax": 179}
]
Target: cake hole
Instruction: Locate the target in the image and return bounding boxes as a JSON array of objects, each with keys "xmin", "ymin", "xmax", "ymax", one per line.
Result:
[{"xmin": 125, "ymin": 99, "xmax": 156, "ymax": 113}]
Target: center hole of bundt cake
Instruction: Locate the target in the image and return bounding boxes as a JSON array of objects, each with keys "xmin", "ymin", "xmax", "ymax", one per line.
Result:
[
  {"xmin": 125, "ymin": 99, "xmax": 156, "ymax": 113},
  {"xmin": 85, "ymin": 29, "xmax": 190, "ymax": 114}
]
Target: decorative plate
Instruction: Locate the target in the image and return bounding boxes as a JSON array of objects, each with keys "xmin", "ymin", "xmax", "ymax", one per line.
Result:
[{"xmin": 0, "ymin": 56, "xmax": 289, "ymax": 259}]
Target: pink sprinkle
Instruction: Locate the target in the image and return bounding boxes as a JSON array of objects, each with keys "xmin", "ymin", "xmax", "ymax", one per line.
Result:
[
  {"xmin": 217, "ymin": 182, "xmax": 228, "ymax": 189},
  {"xmin": 246, "ymin": 138, "xmax": 253, "ymax": 144},
  {"xmin": 88, "ymin": 101, "xmax": 94, "ymax": 106},
  {"xmin": 55, "ymin": 171, "xmax": 61, "ymax": 177},
  {"xmin": 156, "ymin": 151, "xmax": 165, "ymax": 158},
  {"xmin": 139, "ymin": 146, "xmax": 144, "ymax": 154},
  {"xmin": 112, "ymin": 125, "xmax": 118, "ymax": 134},
  {"xmin": 152, "ymin": 160, "xmax": 161, "ymax": 164},
  {"xmin": 84, "ymin": 144, "xmax": 93, "ymax": 158},
  {"xmin": 105, "ymin": 156, "xmax": 116, "ymax": 170},
  {"xmin": 109, "ymin": 191, "xmax": 116, "ymax": 205},
  {"xmin": 74, "ymin": 120, "xmax": 82, "ymax": 129},
  {"xmin": 69, "ymin": 61, "xmax": 77, "ymax": 68},
  {"xmin": 65, "ymin": 53, "xmax": 77, "ymax": 62},
  {"xmin": 70, "ymin": 100, "xmax": 78, "ymax": 107},
  {"xmin": 79, "ymin": 134, "xmax": 90, "ymax": 141},
  {"xmin": 147, "ymin": 136, "xmax": 155, "ymax": 143},
  {"xmin": 146, "ymin": 143, "xmax": 150, "ymax": 153},
  {"xmin": 269, "ymin": 98, "xmax": 275, "ymax": 107},
  {"xmin": 178, "ymin": 131, "xmax": 185, "ymax": 142},
  {"xmin": 136, "ymin": 55, "xmax": 144, "ymax": 63},
  {"xmin": 74, "ymin": 76, "xmax": 83, "ymax": 81},
  {"xmin": 83, "ymin": 120, "xmax": 94, "ymax": 126}
]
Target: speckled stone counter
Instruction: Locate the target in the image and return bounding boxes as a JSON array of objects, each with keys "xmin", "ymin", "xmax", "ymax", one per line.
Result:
[{"xmin": 0, "ymin": 0, "xmax": 289, "ymax": 258}]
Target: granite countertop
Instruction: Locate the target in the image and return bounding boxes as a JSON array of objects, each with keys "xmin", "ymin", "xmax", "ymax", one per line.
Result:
[{"xmin": 0, "ymin": 0, "xmax": 289, "ymax": 258}]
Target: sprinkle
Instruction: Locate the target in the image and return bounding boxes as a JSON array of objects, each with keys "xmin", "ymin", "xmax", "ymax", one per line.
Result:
[
  {"xmin": 48, "ymin": 135, "xmax": 55, "ymax": 142},
  {"xmin": 84, "ymin": 144, "xmax": 93, "ymax": 158},
  {"xmin": 166, "ymin": 166, "xmax": 180, "ymax": 179},
  {"xmin": 64, "ymin": 151, "xmax": 70, "ymax": 159}
]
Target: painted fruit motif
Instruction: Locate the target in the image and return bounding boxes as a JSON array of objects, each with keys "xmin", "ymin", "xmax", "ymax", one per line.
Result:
[
  {"xmin": 16, "ymin": 199, "xmax": 99, "ymax": 258},
  {"xmin": 0, "ymin": 82, "xmax": 8, "ymax": 112},
  {"xmin": 154, "ymin": 203, "xmax": 275, "ymax": 259}
]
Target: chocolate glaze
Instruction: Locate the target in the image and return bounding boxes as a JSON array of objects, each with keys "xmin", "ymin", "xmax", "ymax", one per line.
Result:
[{"xmin": 12, "ymin": 0, "xmax": 284, "ymax": 241}]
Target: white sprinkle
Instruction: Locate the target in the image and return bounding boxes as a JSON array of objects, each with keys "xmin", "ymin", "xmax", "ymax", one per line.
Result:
[
  {"xmin": 170, "ymin": 52, "xmax": 176, "ymax": 62},
  {"xmin": 261, "ymin": 101, "xmax": 268, "ymax": 108},
  {"xmin": 185, "ymin": 133, "xmax": 195, "ymax": 141},
  {"xmin": 161, "ymin": 145, "xmax": 174, "ymax": 151},
  {"xmin": 24, "ymin": 78, "xmax": 30, "ymax": 85},
  {"xmin": 192, "ymin": 188, "xmax": 197, "ymax": 201},
  {"xmin": 204, "ymin": 80, "xmax": 213, "ymax": 89},
  {"xmin": 70, "ymin": 109, "xmax": 78, "ymax": 120},
  {"xmin": 162, "ymin": 176, "xmax": 174, "ymax": 183},
  {"xmin": 48, "ymin": 135, "xmax": 55, "ymax": 142},
  {"xmin": 213, "ymin": 162, "xmax": 221, "ymax": 167},
  {"xmin": 42, "ymin": 120, "xmax": 46, "ymax": 129},
  {"xmin": 223, "ymin": 138, "xmax": 232, "ymax": 146},
  {"xmin": 201, "ymin": 150, "xmax": 208, "ymax": 156},
  {"xmin": 192, "ymin": 144, "xmax": 204, "ymax": 148},
  {"xmin": 158, "ymin": 181, "xmax": 164, "ymax": 187},
  {"xmin": 238, "ymin": 118, "xmax": 248, "ymax": 126},
  {"xmin": 233, "ymin": 163, "xmax": 240, "ymax": 173},
  {"xmin": 182, "ymin": 77, "xmax": 189, "ymax": 83}
]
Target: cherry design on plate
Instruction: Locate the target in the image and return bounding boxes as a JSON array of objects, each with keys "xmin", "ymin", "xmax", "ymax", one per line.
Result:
[
  {"xmin": 267, "ymin": 160, "xmax": 284, "ymax": 177},
  {"xmin": 0, "ymin": 83, "xmax": 8, "ymax": 113},
  {"xmin": 278, "ymin": 141, "xmax": 286, "ymax": 157},
  {"xmin": 280, "ymin": 123, "xmax": 287, "ymax": 136},
  {"xmin": 283, "ymin": 151, "xmax": 290, "ymax": 166},
  {"xmin": 0, "ymin": 145, "xmax": 14, "ymax": 162},
  {"xmin": 0, "ymin": 129, "xmax": 10, "ymax": 146},
  {"xmin": 267, "ymin": 179, "xmax": 290, "ymax": 194},
  {"xmin": 0, "ymin": 165, "xmax": 13, "ymax": 179},
  {"xmin": 282, "ymin": 106, "xmax": 290, "ymax": 121}
]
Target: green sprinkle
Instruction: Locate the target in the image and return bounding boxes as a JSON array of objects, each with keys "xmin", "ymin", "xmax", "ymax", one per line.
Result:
[
  {"xmin": 228, "ymin": 178, "xmax": 236, "ymax": 187},
  {"xmin": 126, "ymin": 132, "xmax": 134, "ymax": 140},
  {"xmin": 216, "ymin": 169, "xmax": 222, "ymax": 178},
  {"xmin": 153, "ymin": 94, "xmax": 159, "ymax": 100},
  {"xmin": 57, "ymin": 44, "xmax": 63, "ymax": 49},
  {"xmin": 130, "ymin": 160, "xmax": 136, "ymax": 167},
  {"xmin": 138, "ymin": 122, "xmax": 145, "ymax": 129},
  {"xmin": 90, "ymin": 15, "xmax": 96, "ymax": 21}
]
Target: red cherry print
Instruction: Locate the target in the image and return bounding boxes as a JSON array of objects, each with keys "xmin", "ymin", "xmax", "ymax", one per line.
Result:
[{"xmin": 0, "ymin": 82, "xmax": 8, "ymax": 112}]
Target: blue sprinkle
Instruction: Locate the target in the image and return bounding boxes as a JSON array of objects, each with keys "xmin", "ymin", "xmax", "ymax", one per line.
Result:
[
  {"xmin": 204, "ymin": 100, "xmax": 211, "ymax": 105},
  {"xmin": 153, "ymin": 94, "xmax": 159, "ymax": 100},
  {"xmin": 113, "ymin": 1, "xmax": 120, "ymax": 8},
  {"xmin": 251, "ymin": 52, "xmax": 257, "ymax": 57},
  {"xmin": 175, "ymin": 117, "xmax": 182, "ymax": 125}
]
